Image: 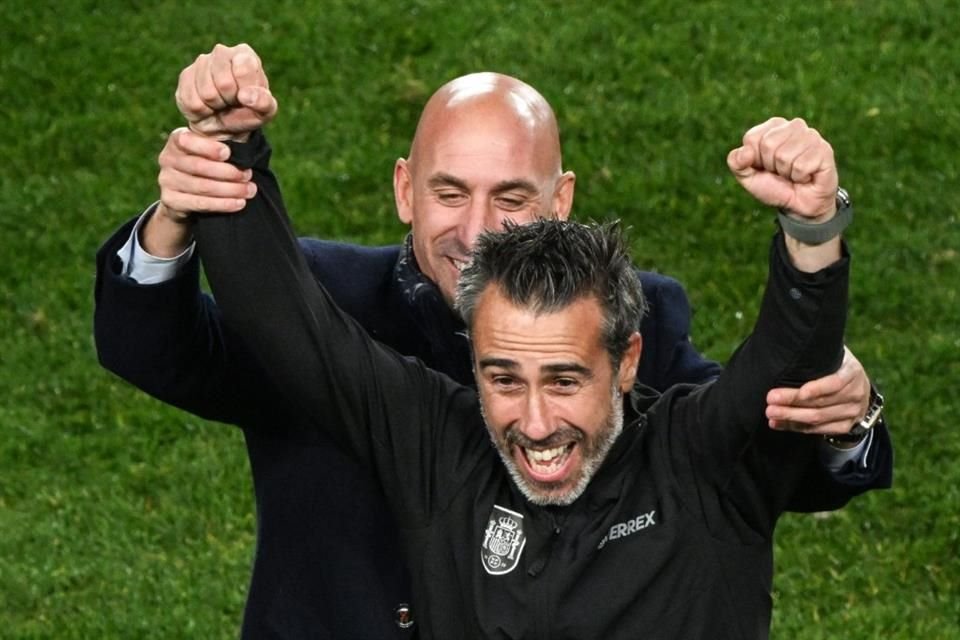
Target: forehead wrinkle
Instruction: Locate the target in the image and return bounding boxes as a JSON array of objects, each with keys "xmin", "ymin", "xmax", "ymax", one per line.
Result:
[{"xmin": 478, "ymin": 327, "xmax": 593, "ymax": 364}]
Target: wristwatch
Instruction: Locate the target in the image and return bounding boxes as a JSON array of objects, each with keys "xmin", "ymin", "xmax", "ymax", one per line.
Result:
[
  {"xmin": 825, "ymin": 387, "xmax": 885, "ymax": 446},
  {"xmin": 778, "ymin": 187, "xmax": 853, "ymax": 245}
]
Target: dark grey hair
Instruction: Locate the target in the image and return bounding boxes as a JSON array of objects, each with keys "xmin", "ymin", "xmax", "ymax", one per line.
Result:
[{"xmin": 455, "ymin": 219, "xmax": 647, "ymax": 366}]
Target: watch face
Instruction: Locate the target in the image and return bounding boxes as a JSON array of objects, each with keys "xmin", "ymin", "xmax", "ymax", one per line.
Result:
[
  {"xmin": 859, "ymin": 391, "xmax": 885, "ymax": 432},
  {"xmin": 837, "ymin": 187, "xmax": 851, "ymax": 209}
]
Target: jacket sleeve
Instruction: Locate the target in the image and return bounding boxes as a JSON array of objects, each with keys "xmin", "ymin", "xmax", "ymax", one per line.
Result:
[
  {"xmin": 193, "ymin": 131, "xmax": 486, "ymax": 524},
  {"xmin": 93, "ymin": 216, "xmax": 276, "ymax": 427},
  {"xmin": 782, "ymin": 422, "xmax": 893, "ymax": 512},
  {"xmin": 636, "ymin": 269, "xmax": 892, "ymax": 513},
  {"xmin": 666, "ymin": 235, "xmax": 856, "ymax": 536}
]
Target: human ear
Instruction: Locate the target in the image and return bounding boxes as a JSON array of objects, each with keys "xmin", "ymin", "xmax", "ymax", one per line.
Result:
[
  {"xmin": 617, "ymin": 332, "xmax": 642, "ymax": 393},
  {"xmin": 394, "ymin": 158, "xmax": 414, "ymax": 224},
  {"xmin": 552, "ymin": 171, "xmax": 576, "ymax": 220}
]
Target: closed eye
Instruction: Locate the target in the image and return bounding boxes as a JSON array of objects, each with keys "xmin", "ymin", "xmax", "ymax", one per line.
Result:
[
  {"xmin": 435, "ymin": 190, "xmax": 467, "ymax": 205},
  {"xmin": 495, "ymin": 195, "xmax": 528, "ymax": 211}
]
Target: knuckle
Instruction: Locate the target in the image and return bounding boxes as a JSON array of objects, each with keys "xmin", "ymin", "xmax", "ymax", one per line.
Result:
[
  {"xmin": 196, "ymin": 84, "xmax": 221, "ymax": 104},
  {"xmin": 236, "ymin": 42, "xmax": 257, "ymax": 60},
  {"xmin": 758, "ymin": 137, "xmax": 776, "ymax": 157},
  {"xmin": 194, "ymin": 181, "xmax": 215, "ymax": 197},
  {"xmin": 213, "ymin": 74, "xmax": 234, "ymax": 95},
  {"xmin": 793, "ymin": 157, "xmax": 816, "ymax": 175}
]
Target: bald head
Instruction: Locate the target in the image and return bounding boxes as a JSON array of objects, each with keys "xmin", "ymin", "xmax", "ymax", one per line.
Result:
[
  {"xmin": 409, "ymin": 72, "xmax": 563, "ymax": 178},
  {"xmin": 393, "ymin": 72, "xmax": 576, "ymax": 307}
]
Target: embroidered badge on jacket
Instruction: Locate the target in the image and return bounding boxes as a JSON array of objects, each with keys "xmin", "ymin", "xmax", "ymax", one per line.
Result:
[{"xmin": 481, "ymin": 505, "xmax": 527, "ymax": 575}]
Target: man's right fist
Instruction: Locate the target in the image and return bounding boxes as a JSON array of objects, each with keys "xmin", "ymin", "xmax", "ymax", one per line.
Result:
[{"xmin": 174, "ymin": 43, "xmax": 278, "ymax": 141}]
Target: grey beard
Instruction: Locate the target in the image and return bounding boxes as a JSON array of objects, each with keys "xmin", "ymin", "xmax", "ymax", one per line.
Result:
[{"xmin": 482, "ymin": 386, "xmax": 625, "ymax": 507}]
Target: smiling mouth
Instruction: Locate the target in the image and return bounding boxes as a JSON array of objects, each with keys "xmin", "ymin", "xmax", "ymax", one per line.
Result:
[
  {"xmin": 520, "ymin": 443, "xmax": 576, "ymax": 481},
  {"xmin": 448, "ymin": 257, "xmax": 469, "ymax": 273}
]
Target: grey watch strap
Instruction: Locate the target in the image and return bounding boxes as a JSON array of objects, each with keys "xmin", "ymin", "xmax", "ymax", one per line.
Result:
[{"xmin": 777, "ymin": 187, "xmax": 853, "ymax": 245}]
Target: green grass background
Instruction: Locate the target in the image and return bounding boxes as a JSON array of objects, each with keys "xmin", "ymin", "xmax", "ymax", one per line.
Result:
[{"xmin": 2, "ymin": 0, "xmax": 957, "ymax": 637}]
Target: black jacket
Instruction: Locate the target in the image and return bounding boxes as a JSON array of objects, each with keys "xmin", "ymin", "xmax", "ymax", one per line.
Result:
[
  {"xmin": 192, "ymin": 132, "xmax": 890, "ymax": 639},
  {"xmin": 93, "ymin": 132, "xmax": 891, "ymax": 638}
]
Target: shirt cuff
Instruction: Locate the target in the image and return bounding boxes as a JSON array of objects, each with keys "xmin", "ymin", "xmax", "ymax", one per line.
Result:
[
  {"xmin": 819, "ymin": 428, "xmax": 875, "ymax": 473},
  {"xmin": 117, "ymin": 202, "xmax": 196, "ymax": 285}
]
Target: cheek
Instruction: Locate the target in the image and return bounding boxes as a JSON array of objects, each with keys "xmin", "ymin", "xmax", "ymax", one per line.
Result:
[
  {"xmin": 503, "ymin": 208, "xmax": 540, "ymax": 227},
  {"xmin": 479, "ymin": 392, "xmax": 520, "ymax": 428},
  {"xmin": 563, "ymin": 392, "xmax": 610, "ymax": 433},
  {"xmin": 412, "ymin": 204, "xmax": 457, "ymax": 241}
]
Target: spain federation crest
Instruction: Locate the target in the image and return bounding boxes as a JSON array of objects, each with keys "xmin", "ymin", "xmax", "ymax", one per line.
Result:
[{"xmin": 481, "ymin": 504, "xmax": 527, "ymax": 575}]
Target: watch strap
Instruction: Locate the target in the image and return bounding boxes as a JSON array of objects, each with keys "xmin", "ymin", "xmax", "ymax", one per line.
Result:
[
  {"xmin": 778, "ymin": 188, "xmax": 853, "ymax": 245},
  {"xmin": 825, "ymin": 387, "xmax": 885, "ymax": 445}
]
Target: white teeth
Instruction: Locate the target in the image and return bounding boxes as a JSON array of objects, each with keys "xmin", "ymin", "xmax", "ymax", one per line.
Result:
[
  {"xmin": 525, "ymin": 445, "xmax": 567, "ymax": 463},
  {"xmin": 452, "ymin": 259, "xmax": 467, "ymax": 272}
]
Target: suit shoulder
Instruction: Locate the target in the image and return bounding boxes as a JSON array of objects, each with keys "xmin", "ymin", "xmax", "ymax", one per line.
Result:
[
  {"xmin": 298, "ymin": 238, "xmax": 400, "ymax": 272},
  {"xmin": 298, "ymin": 238, "xmax": 400, "ymax": 287},
  {"xmin": 296, "ymin": 238, "xmax": 404, "ymax": 322},
  {"xmin": 635, "ymin": 269, "xmax": 690, "ymax": 300}
]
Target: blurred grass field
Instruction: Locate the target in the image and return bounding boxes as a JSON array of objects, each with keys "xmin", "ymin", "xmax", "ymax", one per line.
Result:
[{"xmin": 1, "ymin": 0, "xmax": 958, "ymax": 637}]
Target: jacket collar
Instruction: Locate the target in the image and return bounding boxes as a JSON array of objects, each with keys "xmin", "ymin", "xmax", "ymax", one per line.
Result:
[
  {"xmin": 582, "ymin": 383, "xmax": 659, "ymax": 506},
  {"xmin": 393, "ymin": 234, "xmax": 475, "ymax": 386}
]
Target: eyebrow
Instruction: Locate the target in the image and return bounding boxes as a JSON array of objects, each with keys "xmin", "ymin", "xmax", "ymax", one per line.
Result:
[
  {"xmin": 542, "ymin": 363, "xmax": 592, "ymax": 378},
  {"xmin": 490, "ymin": 179, "xmax": 539, "ymax": 196},
  {"xmin": 426, "ymin": 173, "xmax": 539, "ymax": 195},
  {"xmin": 478, "ymin": 357, "xmax": 518, "ymax": 371},
  {"xmin": 427, "ymin": 172, "xmax": 470, "ymax": 191},
  {"xmin": 478, "ymin": 358, "xmax": 592, "ymax": 378}
]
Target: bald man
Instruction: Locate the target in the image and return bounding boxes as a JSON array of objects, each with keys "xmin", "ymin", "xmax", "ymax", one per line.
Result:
[{"xmin": 94, "ymin": 44, "xmax": 890, "ymax": 638}]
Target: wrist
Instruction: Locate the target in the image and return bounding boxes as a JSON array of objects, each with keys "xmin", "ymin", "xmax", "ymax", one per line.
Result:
[
  {"xmin": 141, "ymin": 203, "xmax": 196, "ymax": 258},
  {"xmin": 777, "ymin": 187, "xmax": 852, "ymax": 246},
  {"xmin": 823, "ymin": 387, "xmax": 885, "ymax": 447},
  {"xmin": 187, "ymin": 123, "xmax": 251, "ymax": 144},
  {"xmin": 823, "ymin": 431, "xmax": 867, "ymax": 450},
  {"xmin": 157, "ymin": 201, "xmax": 195, "ymax": 225}
]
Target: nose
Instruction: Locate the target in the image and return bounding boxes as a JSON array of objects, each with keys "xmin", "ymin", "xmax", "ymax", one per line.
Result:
[
  {"xmin": 520, "ymin": 390, "xmax": 555, "ymax": 443},
  {"xmin": 458, "ymin": 199, "xmax": 501, "ymax": 250}
]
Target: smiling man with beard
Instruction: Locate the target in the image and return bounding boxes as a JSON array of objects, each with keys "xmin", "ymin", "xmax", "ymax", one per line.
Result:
[
  {"xmin": 460, "ymin": 222, "xmax": 640, "ymax": 507},
  {"xmin": 192, "ymin": 110, "xmax": 888, "ymax": 637}
]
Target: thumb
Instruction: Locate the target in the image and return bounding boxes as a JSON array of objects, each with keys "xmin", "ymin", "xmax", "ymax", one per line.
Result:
[
  {"xmin": 237, "ymin": 86, "xmax": 278, "ymax": 119},
  {"xmin": 726, "ymin": 146, "xmax": 757, "ymax": 179}
]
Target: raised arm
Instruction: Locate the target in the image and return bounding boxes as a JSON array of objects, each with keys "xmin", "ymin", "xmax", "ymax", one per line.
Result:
[
  {"xmin": 193, "ymin": 131, "xmax": 485, "ymax": 519},
  {"xmin": 143, "ymin": 43, "xmax": 278, "ymax": 260},
  {"xmin": 94, "ymin": 44, "xmax": 281, "ymax": 425},
  {"xmin": 672, "ymin": 118, "xmax": 863, "ymax": 532}
]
